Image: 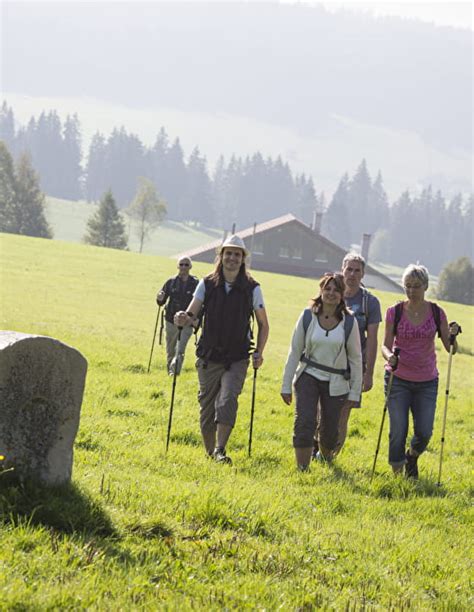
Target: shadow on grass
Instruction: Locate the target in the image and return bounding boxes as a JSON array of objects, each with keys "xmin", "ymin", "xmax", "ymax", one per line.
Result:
[
  {"xmin": 369, "ymin": 473, "xmax": 448, "ymax": 499},
  {"xmin": 325, "ymin": 464, "xmax": 365, "ymax": 491},
  {"xmin": 0, "ymin": 479, "xmax": 117, "ymax": 537}
]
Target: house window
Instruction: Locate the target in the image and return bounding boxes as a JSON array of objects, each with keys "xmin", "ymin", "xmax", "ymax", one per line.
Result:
[
  {"xmin": 252, "ymin": 237, "xmax": 264, "ymax": 255},
  {"xmin": 279, "ymin": 246, "xmax": 290, "ymax": 258},
  {"xmin": 293, "ymin": 247, "xmax": 302, "ymax": 260}
]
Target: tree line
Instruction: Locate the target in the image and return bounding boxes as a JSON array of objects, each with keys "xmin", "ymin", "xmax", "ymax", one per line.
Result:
[
  {"xmin": 0, "ymin": 103, "xmax": 319, "ymax": 229},
  {"xmin": 1, "ymin": 102, "xmax": 472, "ymax": 274},
  {"xmin": 323, "ymin": 160, "xmax": 472, "ymax": 274}
]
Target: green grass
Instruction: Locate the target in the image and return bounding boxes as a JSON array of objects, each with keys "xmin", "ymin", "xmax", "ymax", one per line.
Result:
[
  {"xmin": 1, "ymin": 232, "xmax": 473, "ymax": 609},
  {"xmin": 45, "ymin": 196, "xmax": 222, "ymax": 256}
]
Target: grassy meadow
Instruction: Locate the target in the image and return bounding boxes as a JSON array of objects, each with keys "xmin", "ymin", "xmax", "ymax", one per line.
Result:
[{"xmin": 1, "ymin": 232, "xmax": 473, "ymax": 609}]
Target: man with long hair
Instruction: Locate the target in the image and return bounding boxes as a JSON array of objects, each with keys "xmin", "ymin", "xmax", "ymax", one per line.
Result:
[{"xmin": 175, "ymin": 235, "xmax": 269, "ymax": 464}]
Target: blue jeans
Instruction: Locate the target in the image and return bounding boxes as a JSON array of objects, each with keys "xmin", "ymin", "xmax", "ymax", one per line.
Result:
[{"xmin": 384, "ymin": 373, "xmax": 438, "ymax": 467}]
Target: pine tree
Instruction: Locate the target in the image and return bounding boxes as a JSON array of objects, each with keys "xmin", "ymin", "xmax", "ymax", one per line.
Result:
[
  {"xmin": 128, "ymin": 177, "xmax": 167, "ymax": 253},
  {"xmin": 0, "ymin": 103, "xmax": 15, "ymax": 151},
  {"xmin": 0, "ymin": 140, "xmax": 17, "ymax": 233},
  {"xmin": 62, "ymin": 114, "xmax": 82, "ymax": 199},
  {"xmin": 165, "ymin": 138, "xmax": 187, "ymax": 220},
  {"xmin": 388, "ymin": 190, "xmax": 416, "ymax": 265},
  {"xmin": 324, "ymin": 173, "xmax": 351, "ymax": 247},
  {"xmin": 85, "ymin": 132, "xmax": 107, "ymax": 202},
  {"xmin": 13, "ymin": 152, "xmax": 52, "ymax": 238},
  {"xmin": 347, "ymin": 159, "xmax": 372, "ymax": 244},
  {"xmin": 84, "ymin": 190, "xmax": 127, "ymax": 249},
  {"xmin": 370, "ymin": 171, "xmax": 389, "ymax": 230},
  {"xmin": 184, "ymin": 147, "xmax": 213, "ymax": 224}
]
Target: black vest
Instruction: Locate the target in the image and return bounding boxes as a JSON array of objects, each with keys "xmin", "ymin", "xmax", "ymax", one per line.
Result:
[
  {"xmin": 164, "ymin": 275, "xmax": 199, "ymax": 323},
  {"xmin": 197, "ymin": 275, "xmax": 258, "ymax": 366}
]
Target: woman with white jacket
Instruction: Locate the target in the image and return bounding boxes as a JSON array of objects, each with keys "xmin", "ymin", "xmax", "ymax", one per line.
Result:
[{"xmin": 281, "ymin": 273, "xmax": 362, "ymax": 470}]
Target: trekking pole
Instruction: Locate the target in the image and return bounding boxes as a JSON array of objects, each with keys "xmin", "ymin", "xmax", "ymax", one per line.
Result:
[
  {"xmin": 147, "ymin": 306, "xmax": 161, "ymax": 373},
  {"xmin": 166, "ymin": 327, "xmax": 182, "ymax": 453},
  {"xmin": 437, "ymin": 323, "xmax": 462, "ymax": 487},
  {"xmin": 248, "ymin": 367, "xmax": 258, "ymax": 457},
  {"xmin": 158, "ymin": 308, "xmax": 165, "ymax": 346},
  {"xmin": 371, "ymin": 348, "xmax": 400, "ymax": 481}
]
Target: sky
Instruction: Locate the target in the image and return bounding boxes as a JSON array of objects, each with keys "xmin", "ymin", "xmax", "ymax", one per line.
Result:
[{"xmin": 2, "ymin": 0, "xmax": 472, "ymax": 198}]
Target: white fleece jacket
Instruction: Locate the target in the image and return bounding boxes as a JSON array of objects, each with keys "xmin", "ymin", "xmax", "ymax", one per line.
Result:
[{"xmin": 281, "ymin": 310, "xmax": 363, "ymax": 402}]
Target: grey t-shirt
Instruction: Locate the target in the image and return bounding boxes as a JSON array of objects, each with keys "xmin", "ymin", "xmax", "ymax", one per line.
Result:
[{"xmin": 345, "ymin": 287, "xmax": 381, "ymax": 357}]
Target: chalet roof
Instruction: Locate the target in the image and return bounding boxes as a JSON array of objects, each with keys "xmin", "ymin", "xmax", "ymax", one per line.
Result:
[{"xmin": 177, "ymin": 213, "xmax": 402, "ymax": 292}]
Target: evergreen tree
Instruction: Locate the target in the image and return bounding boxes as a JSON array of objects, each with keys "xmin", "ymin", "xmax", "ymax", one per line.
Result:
[
  {"xmin": 183, "ymin": 147, "xmax": 213, "ymax": 224},
  {"xmin": 238, "ymin": 152, "xmax": 268, "ymax": 226},
  {"xmin": 0, "ymin": 103, "xmax": 15, "ymax": 152},
  {"xmin": 387, "ymin": 190, "xmax": 417, "ymax": 265},
  {"xmin": 62, "ymin": 114, "xmax": 82, "ymax": 200},
  {"xmin": 0, "ymin": 140, "xmax": 17, "ymax": 233},
  {"xmin": 165, "ymin": 138, "xmax": 187, "ymax": 220},
  {"xmin": 128, "ymin": 177, "xmax": 167, "ymax": 253},
  {"xmin": 148, "ymin": 127, "xmax": 170, "ymax": 200},
  {"xmin": 85, "ymin": 132, "xmax": 107, "ymax": 202},
  {"xmin": 104, "ymin": 128, "xmax": 146, "ymax": 207},
  {"xmin": 212, "ymin": 155, "xmax": 228, "ymax": 227},
  {"xmin": 13, "ymin": 152, "xmax": 52, "ymax": 238},
  {"xmin": 294, "ymin": 174, "xmax": 318, "ymax": 225},
  {"xmin": 370, "ymin": 171, "xmax": 390, "ymax": 231},
  {"xmin": 324, "ymin": 173, "xmax": 351, "ymax": 246},
  {"xmin": 347, "ymin": 159, "xmax": 372, "ymax": 244},
  {"xmin": 84, "ymin": 189, "xmax": 127, "ymax": 249},
  {"xmin": 34, "ymin": 111, "xmax": 64, "ymax": 197}
]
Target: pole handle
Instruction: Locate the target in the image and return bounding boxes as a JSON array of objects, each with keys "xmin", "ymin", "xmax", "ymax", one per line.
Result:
[
  {"xmin": 391, "ymin": 347, "xmax": 401, "ymax": 372},
  {"xmin": 449, "ymin": 322, "xmax": 462, "ymax": 345}
]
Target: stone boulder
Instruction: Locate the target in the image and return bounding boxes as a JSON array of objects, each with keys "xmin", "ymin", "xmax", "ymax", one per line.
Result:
[{"xmin": 0, "ymin": 331, "xmax": 87, "ymax": 485}]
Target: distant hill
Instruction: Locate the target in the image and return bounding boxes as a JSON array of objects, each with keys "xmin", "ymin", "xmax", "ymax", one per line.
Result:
[{"xmin": 45, "ymin": 197, "xmax": 222, "ymax": 257}]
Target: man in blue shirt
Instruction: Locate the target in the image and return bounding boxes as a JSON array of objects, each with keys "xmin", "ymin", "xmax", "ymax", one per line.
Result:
[{"xmin": 336, "ymin": 253, "xmax": 382, "ymax": 453}]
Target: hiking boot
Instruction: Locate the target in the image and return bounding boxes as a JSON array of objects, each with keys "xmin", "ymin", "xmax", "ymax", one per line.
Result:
[
  {"xmin": 314, "ymin": 451, "xmax": 333, "ymax": 464},
  {"xmin": 213, "ymin": 447, "xmax": 232, "ymax": 465},
  {"xmin": 311, "ymin": 440, "xmax": 320, "ymax": 461},
  {"xmin": 405, "ymin": 450, "xmax": 419, "ymax": 479}
]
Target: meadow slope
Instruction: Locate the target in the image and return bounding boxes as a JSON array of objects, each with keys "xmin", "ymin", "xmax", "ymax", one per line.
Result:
[{"xmin": 1, "ymin": 233, "xmax": 473, "ymax": 609}]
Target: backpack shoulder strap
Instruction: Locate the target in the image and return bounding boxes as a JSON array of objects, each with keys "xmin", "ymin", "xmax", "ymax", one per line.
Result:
[
  {"xmin": 343, "ymin": 313, "xmax": 355, "ymax": 346},
  {"xmin": 430, "ymin": 302, "xmax": 442, "ymax": 338},
  {"xmin": 361, "ymin": 287, "xmax": 369, "ymax": 319},
  {"xmin": 302, "ymin": 308, "xmax": 313, "ymax": 335},
  {"xmin": 393, "ymin": 302, "xmax": 404, "ymax": 336}
]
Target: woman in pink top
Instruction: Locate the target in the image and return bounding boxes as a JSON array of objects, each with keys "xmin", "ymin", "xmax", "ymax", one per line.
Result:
[{"xmin": 381, "ymin": 264, "xmax": 460, "ymax": 479}]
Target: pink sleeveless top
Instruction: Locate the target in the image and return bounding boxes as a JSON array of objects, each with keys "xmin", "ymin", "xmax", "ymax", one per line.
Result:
[{"xmin": 385, "ymin": 303, "xmax": 446, "ymax": 382}]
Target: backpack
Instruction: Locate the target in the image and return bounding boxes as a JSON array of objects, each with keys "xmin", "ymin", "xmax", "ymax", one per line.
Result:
[
  {"xmin": 393, "ymin": 301, "xmax": 442, "ymax": 338},
  {"xmin": 300, "ymin": 309, "xmax": 355, "ymax": 380}
]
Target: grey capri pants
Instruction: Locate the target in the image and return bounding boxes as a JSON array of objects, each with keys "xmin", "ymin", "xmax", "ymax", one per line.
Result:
[
  {"xmin": 196, "ymin": 358, "xmax": 249, "ymax": 433},
  {"xmin": 293, "ymin": 372, "xmax": 347, "ymax": 449}
]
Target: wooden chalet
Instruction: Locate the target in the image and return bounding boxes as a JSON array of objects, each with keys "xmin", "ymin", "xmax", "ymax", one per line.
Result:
[{"xmin": 177, "ymin": 214, "xmax": 402, "ymax": 293}]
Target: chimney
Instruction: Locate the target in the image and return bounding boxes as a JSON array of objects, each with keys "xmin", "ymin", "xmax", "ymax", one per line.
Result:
[
  {"xmin": 231, "ymin": 222, "xmax": 236, "ymax": 234},
  {"xmin": 313, "ymin": 211, "xmax": 323, "ymax": 234},
  {"xmin": 361, "ymin": 233, "xmax": 372, "ymax": 263}
]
